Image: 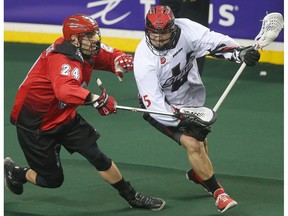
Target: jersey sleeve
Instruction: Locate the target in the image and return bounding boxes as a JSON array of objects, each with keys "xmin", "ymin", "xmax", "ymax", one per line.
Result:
[
  {"xmin": 197, "ymin": 30, "xmax": 240, "ymax": 62},
  {"xmin": 47, "ymin": 54, "xmax": 90, "ymax": 105},
  {"xmin": 93, "ymin": 43, "xmax": 125, "ymax": 73},
  {"xmin": 134, "ymin": 45, "xmax": 180, "ymax": 127},
  {"xmin": 179, "ymin": 19, "xmax": 240, "ymax": 62}
]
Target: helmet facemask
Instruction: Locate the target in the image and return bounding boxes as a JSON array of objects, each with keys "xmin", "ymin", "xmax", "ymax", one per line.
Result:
[
  {"xmin": 77, "ymin": 30, "xmax": 101, "ymax": 56},
  {"xmin": 145, "ymin": 28, "xmax": 177, "ymax": 55},
  {"xmin": 145, "ymin": 5, "xmax": 177, "ymax": 56}
]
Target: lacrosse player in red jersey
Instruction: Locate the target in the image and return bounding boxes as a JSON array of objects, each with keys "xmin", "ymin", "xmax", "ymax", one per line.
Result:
[
  {"xmin": 4, "ymin": 14, "xmax": 165, "ymax": 211},
  {"xmin": 134, "ymin": 6, "xmax": 260, "ymax": 213}
]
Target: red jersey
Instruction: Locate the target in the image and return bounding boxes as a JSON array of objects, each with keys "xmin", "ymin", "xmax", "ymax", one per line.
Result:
[{"xmin": 11, "ymin": 37, "xmax": 124, "ymax": 131}]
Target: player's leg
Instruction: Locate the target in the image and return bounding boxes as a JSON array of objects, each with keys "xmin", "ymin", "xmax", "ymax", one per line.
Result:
[
  {"xmin": 180, "ymin": 134, "xmax": 237, "ymax": 213},
  {"xmin": 4, "ymin": 128, "xmax": 64, "ymax": 195},
  {"xmin": 184, "ymin": 138, "xmax": 213, "ymax": 194},
  {"xmin": 142, "ymin": 113, "xmax": 214, "ymax": 192},
  {"xmin": 185, "ymin": 138, "xmax": 221, "ymax": 195},
  {"xmin": 180, "ymin": 135, "xmax": 215, "ymax": 185},
  {"xmin": 62, "ymin": 114, "xmax": 165, "ymax": 211},
  {"xmin": 142, "ymin": 113, "xmax": 237, "ymax": 213},
  {"xmin": 204, "ymin": 138, "xmax": 208, "ymax": 154},
  {"xmin": 78, "ymin": 144, "xmax": 165, "ymax": 211}
]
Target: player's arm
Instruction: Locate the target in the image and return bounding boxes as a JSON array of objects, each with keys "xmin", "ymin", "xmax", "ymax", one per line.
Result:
[
  {"xmin": 93, "ymin": 43, "xmax": 133, "ymax": 81},
  {"xmin": 135, "ymin": 72, "xmax": 179, "ymax": 127},
  {"xmin": 133, "ymin": 45, "xmax": 179, "ymax": 126},
  {"xmin": 48, "ymin": 54, "xmax": 116, "ymax": 115},
  {"xmin": 196, "ymin": 30, "xmax": 260, "ymax": 66},
  {"xmin": 208, "ymin": 43, "xmax": 260, "ymax": 66}
]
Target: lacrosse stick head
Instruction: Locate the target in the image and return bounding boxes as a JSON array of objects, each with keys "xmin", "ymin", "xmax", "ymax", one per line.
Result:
[
  {"xmin": 178, "ymin": 107, "xmax": 217, "ymax": 126},
  {"xmin": 254, "ymin": 12, "xmax": 284, "ymax": 49}
]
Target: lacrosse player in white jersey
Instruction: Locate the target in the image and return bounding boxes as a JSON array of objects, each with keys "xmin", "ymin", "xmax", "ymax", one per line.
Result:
[{"xmin": 134, "ymin": 5, "xmax": 260, "ymax": 213}]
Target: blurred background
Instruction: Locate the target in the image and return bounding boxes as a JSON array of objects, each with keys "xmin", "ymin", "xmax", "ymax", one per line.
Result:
[{"xmin": 4, "ymin": 0, "xmax": 284, "ymax": 64}]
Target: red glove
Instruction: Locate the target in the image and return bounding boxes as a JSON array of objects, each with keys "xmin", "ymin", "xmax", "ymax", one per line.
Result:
[
  {"xmin": 114, "ymin": 54, "xmax": 133, "ymax": 81},
  {"xmin": 97, "ymin": 96, "xmax": 117, "ymax": 116},
  {"xmin": 91, "ymin": 89, "xmax": 117, "ymax": 116}
]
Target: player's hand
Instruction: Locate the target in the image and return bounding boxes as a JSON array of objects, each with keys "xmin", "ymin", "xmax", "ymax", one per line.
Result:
[
  {"xmin": 114, "ymin": 54, "xmax": 133, "ymax": 81},
  {"xmin": 239, "ymin": 46, "xmax": 260, "ymax": 66},
  {"xmin": 91, "ymin": 91, "xmax": 117, "ymax": 116},
  {"xmin": 97, "ymin": 96, "xmax": 117, "ymax": 116}
]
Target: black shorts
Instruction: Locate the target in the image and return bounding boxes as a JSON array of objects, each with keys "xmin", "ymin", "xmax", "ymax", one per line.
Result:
[
  {"xmin": 143, "ymin": 113, "xmax": 182, "ymax": 145},
  {"xmin": 16, "ymin": 114, "xmax": 100, "ymax": 177}
]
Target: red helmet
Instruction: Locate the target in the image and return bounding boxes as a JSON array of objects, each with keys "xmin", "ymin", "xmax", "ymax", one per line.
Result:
[
  {"xmin": 145, "ymin": 5, "xmax": 175, "ymax": 33},
  {"xmin": 62, "ymin": 14, "xmax": 99, "ymax": 41},
  {"xmin": 145, "ymin": 5, "xmax": 177, "ymax": 53}
]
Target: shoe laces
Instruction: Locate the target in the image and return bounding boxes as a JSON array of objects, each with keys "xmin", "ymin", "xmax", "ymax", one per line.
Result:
[
  {"xmin": 216, "ymin": 193, "xmax": 229, "ymax": 205},
  {"xmin": 131, "ymin": 193, "xmax": 153, "ymax": 206}
]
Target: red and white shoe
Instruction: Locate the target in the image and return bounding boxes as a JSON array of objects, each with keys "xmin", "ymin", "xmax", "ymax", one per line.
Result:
[{"xmin": 214, "ymin": 188, "xmax": 238, "ymax": 213}]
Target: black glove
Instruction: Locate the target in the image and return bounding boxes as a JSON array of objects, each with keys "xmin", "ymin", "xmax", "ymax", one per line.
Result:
[
  {"xmin": 239, "ymin": 46, "xmax": 260, "ymax": 66},
  {"xmin": 177, "ymin": 111, "xmax": 216, "ymax": 142}
]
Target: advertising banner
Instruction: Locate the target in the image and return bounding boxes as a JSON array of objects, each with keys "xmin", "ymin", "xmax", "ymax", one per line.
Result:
[{"xmin": 4, "ymin": 0, "xmax": 284, "ymax": 41}]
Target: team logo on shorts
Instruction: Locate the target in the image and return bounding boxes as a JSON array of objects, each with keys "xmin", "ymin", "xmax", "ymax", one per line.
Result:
[{"xmin": 160, "ymin": 57, "xmax": 166, "ymax": 64}]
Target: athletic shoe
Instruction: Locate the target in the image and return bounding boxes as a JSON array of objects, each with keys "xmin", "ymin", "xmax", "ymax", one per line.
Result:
[
  {"xmin": 128, "ymin": 192, "xmax": 165, "ymax": 211},
  {"xmin": 186, "ymin": 169, "xmax": 212, "ymax": 195},
  {"xmin": 214, "ymin": 188, "xmax": 238, "ymax": 213},
  {"xmin": 4, "ymin": 157, "xmax": 24, "ymax": 195},
  {"xmin": 120, "ymin": 182, "xmax": 165, "ymax": 211}
]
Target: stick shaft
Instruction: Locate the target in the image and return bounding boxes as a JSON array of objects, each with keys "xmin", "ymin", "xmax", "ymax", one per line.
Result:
[
  {"xmin": 116, "ymin": 105, "xmax": 175, "ymax": 117},
  {"xmin": 213, "ymin": 13, "xmax": 283, "ymax": 112},
  {"xmin": 213, "ymin": 62, "xmax": 247, "ymax": 112}
]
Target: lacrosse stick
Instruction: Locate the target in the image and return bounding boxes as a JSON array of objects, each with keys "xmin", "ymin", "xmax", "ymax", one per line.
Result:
[
  {"xmin": 96, "ymin": 79, "xmax": 215, "ymax": 122},
  {"xmin": 213, "ymin": 12, "xmax": 284, "ymax": 112},
  {"xmin": 116, "ymin": 105, "xmax": 175, "ymax": 117},
  {"xmin": 116, "ymin": 105, "xmax": 216, "ymax": 124},
  {"xmin": 96, "ymin": 79, "xmax": 176, "ymax": 116}
]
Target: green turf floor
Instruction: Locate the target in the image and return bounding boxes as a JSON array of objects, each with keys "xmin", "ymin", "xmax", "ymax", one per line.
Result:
[
  {"xmin": 4, "ymin": 161, "xmax": 283, "ymax": 216},
  {"xmin": 4, "ymin": 42, "xmax": 284, "ymax": 215}
]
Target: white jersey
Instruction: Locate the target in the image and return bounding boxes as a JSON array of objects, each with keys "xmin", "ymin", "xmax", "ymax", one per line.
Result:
[{"xmin": 134, "ymin": 18, "xmax": 240, "ymax": 127}]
